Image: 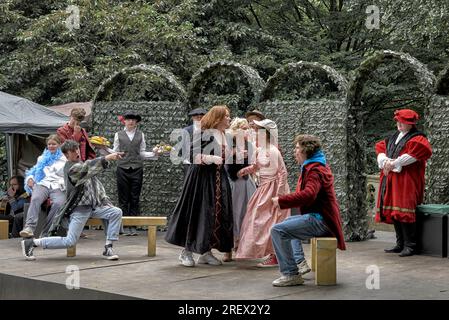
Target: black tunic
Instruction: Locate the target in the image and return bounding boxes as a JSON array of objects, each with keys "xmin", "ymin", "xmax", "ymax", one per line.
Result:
[{"xmin": 165, "ymin": 133, "xmax": 233, "ymax": 254}]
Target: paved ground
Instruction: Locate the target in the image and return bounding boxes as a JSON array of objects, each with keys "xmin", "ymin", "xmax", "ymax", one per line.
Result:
[{"xmin": 1, "ymin": 229, "xmax": 449, "ymax": 299}]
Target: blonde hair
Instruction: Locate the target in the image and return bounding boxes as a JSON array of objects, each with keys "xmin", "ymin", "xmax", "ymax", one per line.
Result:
[
  {"xmin": 229, "ymin": 117, "xmax": 249, "ymax": 132},
  {"xmin": 46, "ymin": 134, "xmax": 61, "ymax": 145},
  {"xmin": 201, "ymin": 105, "xmax": 230, "ymax": 130}
]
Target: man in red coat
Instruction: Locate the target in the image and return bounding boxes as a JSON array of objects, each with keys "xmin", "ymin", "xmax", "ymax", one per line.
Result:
[
  {"xmin": 271, "ymin": 134, "xmax": 346, "ymax": 286},
  {"xmin": 375, "ymin": 109, "xmax": 432, "ymax": 257},
  {"xmin": 57, "ymin": 108, "xmax": 96, "ymax": 162}
]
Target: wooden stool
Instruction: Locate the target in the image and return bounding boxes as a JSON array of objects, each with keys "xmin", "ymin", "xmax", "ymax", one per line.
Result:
[
  {"xmin": 67, "ymin": 216, "xmax": 167, "ymax": 257},
  {"xmin": 311, "ymin": 237, "xmax": 337, "ymax": 285},
  {"xmin": 0, "ymin": 220, "xmax": 9, "ymax": 239}
]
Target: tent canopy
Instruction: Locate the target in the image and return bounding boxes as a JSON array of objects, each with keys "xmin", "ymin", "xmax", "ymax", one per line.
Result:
[{"xmin": 0, "ymin": 91, "xmax": 69, "ymax": 134}]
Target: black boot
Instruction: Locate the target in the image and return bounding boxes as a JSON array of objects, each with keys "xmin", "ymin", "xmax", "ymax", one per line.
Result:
[
  {"xmin": 384, "ymin": 219, "xmax": 404, "ymax": 253},
  {"xmin": 399, "ymin": 222, "xmax": 416, "ymax": 257}
]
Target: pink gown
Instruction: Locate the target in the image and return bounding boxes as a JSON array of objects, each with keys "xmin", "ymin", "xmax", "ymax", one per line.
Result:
[{"xmin": 235, "ymin": 144, "xmax": 291, "ymax": 259}]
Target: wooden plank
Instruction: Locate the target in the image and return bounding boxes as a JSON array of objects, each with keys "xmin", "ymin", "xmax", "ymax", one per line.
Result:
[
  {"xmin": 148, "ymin": 226, "xmax": 157, "ymax": 256},
  {"xmin": 315, "ymin": 238, "xmax": 337, "ymax": 286},
  {"xmin": 67, "ymin": 246, "xmax": 76, "ymax": 257},
  {"xmin": 311, "ymin": 237, "xmax": 317, "ymax": 272},
  {"xmin": 86, "ymin": 216, "xmax": 167, "ymax": 227},
  {"xmin": 0, "ymin": 220, "xmax": 8, "ymax": 240}
]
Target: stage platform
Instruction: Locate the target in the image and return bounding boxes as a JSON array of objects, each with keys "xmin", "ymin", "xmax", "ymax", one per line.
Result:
[{"xmin": 1, "ymin": 230, "xmax": 449, "ymax": 300}]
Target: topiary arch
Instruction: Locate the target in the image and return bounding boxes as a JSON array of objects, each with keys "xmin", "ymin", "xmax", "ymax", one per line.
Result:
[
  {"xmin": 257, "ymin": 62, "xmax": 356, "ymax": 239},
  {"xmin": 347, "ymin": 50, "xmax": 438, "ymax": 239},
  {"xmin": 91, "ymin": 64, "xmax": 188, "ymax": 217},
  {"xmin": 93, "ymin": 64, "xmax": 187, "ymax": 103},
  {"xmin": 187, "ymin": 60, "xmax": 265, "ymax": 115},
  {"xmin": 260, "ymin": 61, "xmax": 348, "ymax": 101}
]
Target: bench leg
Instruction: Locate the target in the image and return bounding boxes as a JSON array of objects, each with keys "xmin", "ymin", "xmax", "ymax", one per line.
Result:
[
  {"xmin": 147, "ymin": 226, "xmax": 156, "ymax": 257},
  {"xmin": 315, "ymin": 238, "xmax": 337, "ymax": 286},
  {"xmin": 0, "ymin": 220, "xmax": 8, "ymax": 240},
  {"xmin": 311, "ymin": 237, "xmax": 317, "ymax": 272},
  {"xmin": 67, "ymin": 246, "xmax": 77, "ymax": 257}
]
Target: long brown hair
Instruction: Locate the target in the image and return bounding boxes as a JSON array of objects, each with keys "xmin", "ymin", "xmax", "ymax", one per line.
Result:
[{"xmin": 201, "ymin": 105, "xmax": 230, "ymax": 130}]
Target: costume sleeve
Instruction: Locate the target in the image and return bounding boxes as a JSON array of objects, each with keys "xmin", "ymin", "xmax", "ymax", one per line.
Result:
[
  {"xmin": 112, "ymin": 132, "xmax": 120, "ymax": 152},
  {"xmin": 56, "ymin": 127, "xmax": 69, "ymax": 143},
  {"xmin": 377, "ymin": 153, "xmax": 388, "ymax": 169},
  {"xmin": 405, "ymin": 136, "xmax": 432, "ymax": 161},
  {"xmin": 139, "ymin": 132, "xmax": 158, "ymax": 160},
  {"xmin": 278, "ymin": 169, "xmax": 322, "ymax": 209},
  {"xmin": 375, "ymin": 140, "xmax": 387, "ymax": 155},
  {"xmin": 69, "ymin": 157, "xmax": 108, "ymax": 186},
  {"xmin": 392, "ymin": 153, "xmax": 417, "ymax": 172}
]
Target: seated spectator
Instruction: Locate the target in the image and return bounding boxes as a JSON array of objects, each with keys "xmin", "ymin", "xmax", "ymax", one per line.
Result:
[{"xmin": 0, "ymin": 176, "xmax": 29, "ymax": 238}]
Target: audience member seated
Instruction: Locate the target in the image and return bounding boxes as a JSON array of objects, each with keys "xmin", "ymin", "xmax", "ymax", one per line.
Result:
[{"xmin": 0, "ymin": 176, "xmax": 29, "ymax": 238}]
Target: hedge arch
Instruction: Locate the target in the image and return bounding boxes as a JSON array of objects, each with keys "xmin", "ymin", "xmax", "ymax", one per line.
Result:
[
  {"xmin": 436, "ymin": 65, "xmax": 449, "ymax": 96},
  {"xmin": 260, "ymin": 61, "xmax": 348, "ymax": 101},
  {"xmin": 347, "ymin": 50, "xmax": 438, "ymax": 238},
  {"xmin": 187, "ymin": 60, "xmax": 265, "ymax": 113},
  {"xmin": 426, "ymin": 66, "xmax": 449, "ymax": 204},
  {"xmin": 91, "ymin": 64, "xmax": 188, "ymax": 218},
  {"xmin": 93, "ymin": 64, "xmax": 187, "ymax": 103},
  {"xmin": 257, "ymin": 62, "xmax": 356, "ymax": 239}
]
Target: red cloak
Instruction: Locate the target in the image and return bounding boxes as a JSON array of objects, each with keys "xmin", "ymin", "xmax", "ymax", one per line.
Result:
[{"xmin": 375, "ymin": 135, "xmax": 432, "ymax": 224}]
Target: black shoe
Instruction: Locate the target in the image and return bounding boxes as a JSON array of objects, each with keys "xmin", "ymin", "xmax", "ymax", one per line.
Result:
[
  {"xmin": 21, "ymin": 239, "xmax": 37, "ymax": 261},
  {"xmin": 398, "ymin": 247, "xmax": 414, "ymax": 257},
  {"xmin": 102, "ymin": 244, "xmax": 119, "ymax": 260},
  {"xmin": 384, "ymin": 245, "xmax": 403, "ymax": 253}
]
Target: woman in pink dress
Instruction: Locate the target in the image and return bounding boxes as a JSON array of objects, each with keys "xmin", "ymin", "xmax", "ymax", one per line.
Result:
[{"xmin": 235, "ymin": 119, "xmax": 291, "ymax": 267}]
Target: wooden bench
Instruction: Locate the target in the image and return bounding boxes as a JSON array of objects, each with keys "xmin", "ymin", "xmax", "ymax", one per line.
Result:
[
  {"xmin": 311, "ymin": 237, "xmax": 337, "ymax": 286},
  {"xmin": 66, "ymin": 216, "xmax": 167, "ymax": 258},
  {"xmin": 0, "ymin": 220, "xmax": 8, "ymax": 240}
]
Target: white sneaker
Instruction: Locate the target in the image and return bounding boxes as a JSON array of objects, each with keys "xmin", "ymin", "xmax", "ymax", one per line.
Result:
[
  {"xmin": 297, "ymin": 260, "xmax": 311, "ymax": 275},
  {"xmin": 19, "ymin": 227, "xmax": 34, "ymax": 238},
  {"xmin": 102, "ymin": 244, "xmax": 119, "ymax": 260},
  {"xmin": 272, "ymin": 274, "xmax": 304, "ymax": 287},
  {"xmin": 197, "ymin": 251, "xmax": 222, "ymax": 265},
  {"xmin": 179, "ymin": 249, "xmax": 195, "ymax": 267}
]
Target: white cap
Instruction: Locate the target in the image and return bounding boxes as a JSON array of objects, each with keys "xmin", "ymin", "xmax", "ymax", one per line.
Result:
[{"xmin": 253, "ymin": 119, "xmax": 277, "ymax": 130}]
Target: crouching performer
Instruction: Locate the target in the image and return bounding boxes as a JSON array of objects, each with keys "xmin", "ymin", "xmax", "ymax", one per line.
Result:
[{"xmin": 21, "ymin": 140, "xmax": 124, "ymax": 261}]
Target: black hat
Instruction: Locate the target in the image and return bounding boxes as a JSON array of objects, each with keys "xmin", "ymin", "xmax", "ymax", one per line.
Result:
[
  {"xmin": 188, "ymin": 108, "xmax": 208, "ymax": 117},
  {"xmin": 245, "ymin": 109, "xmax": 266, "ymax": 120},
  {"xmin": 123, "ymin": 111, "xmax": 142, "ymax": 122}
]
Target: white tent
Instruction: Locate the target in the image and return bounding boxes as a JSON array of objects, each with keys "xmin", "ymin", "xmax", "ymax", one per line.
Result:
[{"xmin": 0, "ymin": 91, "xmax": 69, "ymax": 177}]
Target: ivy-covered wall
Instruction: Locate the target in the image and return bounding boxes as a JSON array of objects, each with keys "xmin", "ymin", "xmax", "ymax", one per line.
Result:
[
  {"xmin": 259, "ymin": 99, "xmax": 348, "ymax": 217},
  {"xmin": 426, "ymin": 95, "xmax": 449, "ymax": 204}
]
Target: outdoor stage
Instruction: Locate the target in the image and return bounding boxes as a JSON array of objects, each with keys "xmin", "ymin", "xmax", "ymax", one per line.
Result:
[{"xmin": 1, "ymin": 230, "xmax": 449, "ymax": 300}]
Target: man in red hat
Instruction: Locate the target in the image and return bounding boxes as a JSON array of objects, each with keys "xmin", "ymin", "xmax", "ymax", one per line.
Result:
[{"xmin": 375, "ymin": 109, "xmax": 432, "ymax": 257}]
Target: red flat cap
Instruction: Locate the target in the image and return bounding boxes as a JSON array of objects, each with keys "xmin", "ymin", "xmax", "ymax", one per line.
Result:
[{"xmin": 393, "ymin": 109, "xmax": 419, "ymax": 125}]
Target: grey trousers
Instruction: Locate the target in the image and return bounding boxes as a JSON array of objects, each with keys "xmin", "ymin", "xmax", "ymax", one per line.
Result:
[{"xmin": 25, "ymin": 184, "xmax": 66, "ymax": 234}]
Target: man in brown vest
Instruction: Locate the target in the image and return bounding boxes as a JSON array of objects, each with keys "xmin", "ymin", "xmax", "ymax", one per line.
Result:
[{"xmin": 113, "ymin": 111, "xmax": 158, "ymax": 236}]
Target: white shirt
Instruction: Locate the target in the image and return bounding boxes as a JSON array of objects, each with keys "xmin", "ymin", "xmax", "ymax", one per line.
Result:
[
  {"xmin": 27, "ymin": 154, "xmax": 67, "ymax": 190},
  {"xmin": 377, "ymin": 131, "xmax": 417, "ymax": 173},
  {"xmin": 113, "ymin": 127, "xmax": 157, "ymax": 160}
]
